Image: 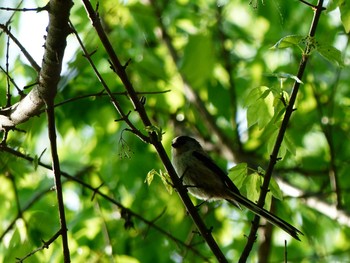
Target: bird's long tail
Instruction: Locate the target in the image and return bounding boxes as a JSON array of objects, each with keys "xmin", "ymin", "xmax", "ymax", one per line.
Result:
[{"xmin": 226, "ymin": 191, "xmax": 303, "ymax": 241}]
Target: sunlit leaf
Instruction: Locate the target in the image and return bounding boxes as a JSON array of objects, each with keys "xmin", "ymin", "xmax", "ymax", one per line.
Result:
[
  {"xmin": 242, "ymin": 172, "xmax": 262, "ymax": 203},
  {"xmin": 265, "ymin": 72, "xmax": 303, "ymax": 84},
  {"xmin": 271, "ymin": 35, "xmax": 304, "ymax": 49},
  {"xmin": 229, "ymin": 163, "xmax": 248, "ymax": 189},
  {"xmin": 316, "ymin": 44, "xmax": 345, "ymax": 67},
  {"xmin": 145, "ymin": 169, "xmax": 156, "ymax": 185},
  {"xmin": 269, "ymin": 177, "xmax": 284, "ymax": 200},
  {"xmin": 339, "ymin": 0, "xmax": 350, "ymax": 33}
]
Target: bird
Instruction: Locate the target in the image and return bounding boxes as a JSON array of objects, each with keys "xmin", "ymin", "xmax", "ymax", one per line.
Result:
[{"xmin": 171, "ymin": 135, "xmax": 303, "ymax": 240}]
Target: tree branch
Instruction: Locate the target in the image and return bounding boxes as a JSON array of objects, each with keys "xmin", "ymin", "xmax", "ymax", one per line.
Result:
[
  {"xmin": 0, "ymin": 145, "xmax": 209, "ymax": 261},
  {"xmin": 278, "ymin": 179, "xmax": 350, "ymax": 228},
  {"xmin": 239, "ymin": 1, "xmax": 325, "ymax": 261},
  {"xmin": 16, "ymin": 230, "xmax": 62, "ymax": 262},
  {"xmin": 81, "ymin": 1, "xmax": 228, "ymax": 261},
  {"xmin": 37, "ymin": 1, "xmax": 73, "ymax": 262},
  {"xmin": 68, "ymin": 20, "xmax": 150, "ymax": 143}
]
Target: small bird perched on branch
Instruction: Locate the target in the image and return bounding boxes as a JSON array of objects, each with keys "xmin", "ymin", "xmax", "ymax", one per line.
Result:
[{"xmin": 171, "ymin": 135, "xmax": 303, "ymax": 240}]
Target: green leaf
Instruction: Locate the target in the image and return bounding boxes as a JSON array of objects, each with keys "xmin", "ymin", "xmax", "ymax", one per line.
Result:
[
  {"xmin": 316, "ymin": 44, "xmax": 345, "ymax": 67},
  {"xmin": 326, "ymin": 0, "xmax": 343, "ymax": 12},
  {"xmin": 145, "ymin": 169, "xmax": 173, "ymax": 194},
  {"xmin": 284, "ymin": 132, "xmax": 296, "ymax": 156},
  {"xmin": 180, "ymin": 33, "xmax": 215, "ymax": 89},
  {"xmin": 339, "ymin": 0, "xmax": 350, "ymax": 33},
  {"xmin": 257, "ymin": 166, "xmax": 265, "ymax": 176},
  {"xmin": 145, "ymin": 125, "xmax": 164, "ymax": 141},
  {"xmin": 265, "ymin": 72, "xmax": 303, "ymax": 84},
  {"xmin": 271, "ymin": 35, "xmax": 304, "ymax": 49},
  {"xmin": 145, "ymin": 169, "xmax": 156, "ymax": 185},
  {"xmin": 229, "ymin": 163, "xmax": 248, "ymax": 189},
  {"xmin": 242, "ymin": 172, "xmax": 262, "ymax": 202},
  {"xmin": 246, "ymin": 87, "xmax": 273, "ymax": 129},
  {"xmin": 269, "ymin": 177, "xmax": 284, "ymax": 200}
]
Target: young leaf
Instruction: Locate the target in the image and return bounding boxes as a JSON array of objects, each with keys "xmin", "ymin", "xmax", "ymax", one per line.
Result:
[
  {"xmin": 159, "ymin": 170, "xmax": 173, "ymax": 194},
  {"xmin": 229, "ymin": 162, "xmax": 248, "ymax": 189},
  {"xmin": 265, "ymin": 72, "xmax": 303, "ymax": 84},
  {"xmin": 339, "ymin": 0, "xmax": 350, "ymax": 33},
  {"xmin": 271, "ymin": 35, "xmax": 304, "ymax": 49},
  {"xmin": 316, "ymin": 44, "xmax": 345, "ymax": 67},
  {"xmin": 242, "ymin": 172, "xmax": 262, "ymax": 202},
  {"xmin": 145, "ymin": 125, "xmax": 164, "ymax": 141},
  {"xmin": 145, "ymin": 169, "xmax": 156, "ymax": 185},
  {"xmin": 246, "ymin": 87, "xmax": 272, "ymax": 129},
  {"xmin": 145, "ymin": 169, "xmax": 173, "ymax": 194},
  {"xmin": 269, "ymin": 177, "xmax": 284, "ymax": 201}
]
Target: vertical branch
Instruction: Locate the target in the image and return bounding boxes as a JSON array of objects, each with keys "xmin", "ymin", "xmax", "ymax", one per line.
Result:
[
  {"xmin": 37, "ymin": 0, "xmax": 73, "ymax": 262},
  {"xmin": 5, "ymin": 28, "xmax": 11, "ymax": 107},
  {"xmin": 239, "ymin": 1, "xmax": 324, "ymax": 262},
  {"xmin": 319, "ymin": 35, "xmax": 349, "ymax": 209},
  {"xmin": 45, "ymin": 99, "xmax": 71, "ymax": 262}
]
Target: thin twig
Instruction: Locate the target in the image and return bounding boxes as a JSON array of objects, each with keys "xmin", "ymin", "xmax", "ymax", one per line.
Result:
[
  {"xmin": 0, "ymin": 6, "xmax": 47, "ymax": 12},
  {"xmin": 50, "ymin": 89, "xmax": 171, "ymax": 111},
  {"xmin": 0, "ymin": 65, "xmax": 23, "ymax": 97},
  {"xmin": 0, "ymin": 23, "xmax": 41, "ymax": 72},
  {"xmin": 5, "ymin": 28, "xmax": 11, "ymax": 107},
  {"xmin": 68, "ymin": 20, "xmax": 149, "ymax": 143},
  {"xmin": 16, "ymin": 230, "xmax": 62, "ymax": 262},
  {"xmin": 0, "ymin": 145, "xmax": 209, "ymax": 261}
]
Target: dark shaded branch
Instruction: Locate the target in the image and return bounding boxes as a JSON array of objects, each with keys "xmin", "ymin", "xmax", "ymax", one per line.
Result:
[
  {"xmin": 311, "ymin": 34, "xmax": 350, "ymax": 209},
  {"xmin": 239, "ymin": 1, "xmax": 325, "ymax": 262},
  {"xmin": 37, "ymin": 1, "xmax": 73, "ymax": 262},
  {"xmin": 45, "ymin": 102, "xmax": 71, "ymax": 262},
  {"xmin": 81, "ymin": 1, "xmax": 228, "ymax": 261},
  {"xmin": 215, "ymin": 4, "xmax": 243, "ymax": 153}
]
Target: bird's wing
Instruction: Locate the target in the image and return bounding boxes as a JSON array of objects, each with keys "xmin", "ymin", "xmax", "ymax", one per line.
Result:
[
  {"xmin": 191, "ymin": 150, "xmax": 303, "ymax": 239},
  {"xmin": 192, "ymin": 150, "xmax": 240, "ymax": 194},
  {"xmin": 192, "ymin": 151, "xmax": 303, "ymax": 240}
]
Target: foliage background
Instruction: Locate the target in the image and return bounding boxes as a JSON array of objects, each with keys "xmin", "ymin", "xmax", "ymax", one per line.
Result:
[{"xmin": 1, "ymin": 0, "xmax": 350, "ymax": 262}]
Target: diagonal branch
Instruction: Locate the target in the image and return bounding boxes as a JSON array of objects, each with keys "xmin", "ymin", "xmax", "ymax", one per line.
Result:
[
  {"xmin": 239, "ymin": 1, "xmax": 325, "ymax": 261},
  {"xmin": 81, "ymin": 1, "xmax": 228, "ymax": 262}
]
